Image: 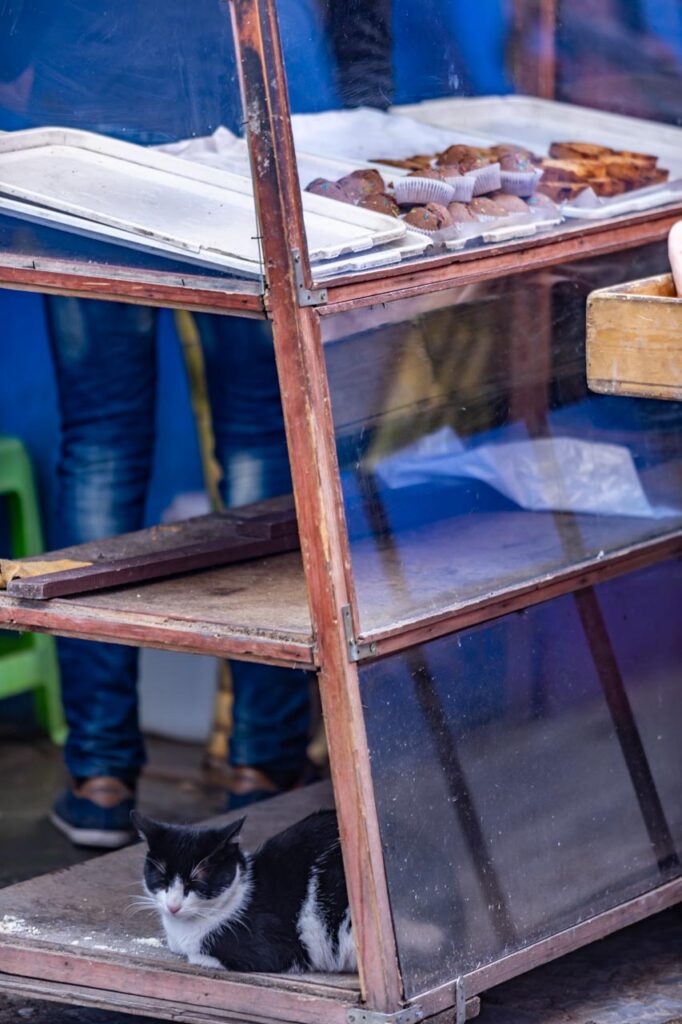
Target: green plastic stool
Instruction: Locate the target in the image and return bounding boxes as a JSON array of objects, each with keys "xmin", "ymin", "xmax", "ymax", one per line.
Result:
[{"xmin": 0, "ymin": 436, "xmax": 67, "ymax": 744}]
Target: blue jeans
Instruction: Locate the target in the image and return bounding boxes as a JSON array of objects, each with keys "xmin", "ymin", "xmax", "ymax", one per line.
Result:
[{"xmin": 45, "ymin": 296, "xmax": 311, "ymax": 781}]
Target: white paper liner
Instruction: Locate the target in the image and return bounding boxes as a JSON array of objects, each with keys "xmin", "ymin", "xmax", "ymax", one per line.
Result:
[
  {"xmin": 464, "ymin": 162, "xmax": 501, "ymax": 196},
  {"xmin": 401, "ymin": 220, "xmax": 466, "ymax": 245},
  {"xmin": 443, "ymin": 213, "xmax": 539, "ymax": 248},
  {"xmin": 441, "ymin": 174, "xmax": 476, "ymax": 202},
  {"xmin": 500, "ymin": 168, "xmax": 543, "ymax": 197},
  {"xmin": 394, "ymin": 177, "xmax": 454, "ymax": 205}
]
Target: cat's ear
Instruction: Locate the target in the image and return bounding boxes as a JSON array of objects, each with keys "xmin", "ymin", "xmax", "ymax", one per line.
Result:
[
  {"xmin": 131, "ymin": 810, "xmax": 164, "ymax": 844},
  {"xmin": 218, "ymin": 815, "xmax": 246, "ymax": 846}
]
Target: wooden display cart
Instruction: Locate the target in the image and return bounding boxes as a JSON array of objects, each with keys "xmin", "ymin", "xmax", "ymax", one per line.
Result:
[{"xmin": 0, "ymin": 2, "xmax": 680, "ymax": 1024}]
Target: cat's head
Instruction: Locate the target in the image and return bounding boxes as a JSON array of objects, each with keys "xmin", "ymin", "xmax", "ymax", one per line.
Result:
[{"xmin": 132, "ymin": 812, "xmax": 246, "ymax": 920}]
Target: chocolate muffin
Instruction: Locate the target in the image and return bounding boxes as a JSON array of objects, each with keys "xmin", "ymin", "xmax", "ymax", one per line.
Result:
[
  {"xmin": 525, "ymin": 191, "xmax": 558, "ymax": 212},
  {"xmin": 306, "ymin": 178, "xmax": 353, "ymax": 202},
  {"xmin": 436, "ymin": 162, "xmax": 462, "ymax": 178},
  {"xmin": 493, "ymin": 143, "xmax": 534, "ymax": 161},
  {"xmin": 446, "ymin": 201, "xmax": 475, "ymax": 222},
  {"xmin": 357, "ymin": 192, "xmax": 400, "ymax": 216},
  {"xmin": 404, "ymin": 202, "xmax": 453, "ymax": 231},
  {"xmin": 337, "ymin": 169, "xmax": 385, "ymax": 199},
  {"xmin": 499, "ymin": 153, "xmax": 534, "ymax": 172},
  {"xmin": 489, "ymin": 191, "xmax": 529, "ymax": 213},
  {"xmin": 470, "ymin": 196, "xmax": 508, "ymax": 218},
  {"xmin": 438, "ymin": 144, "xmax": 490, "ymax": 166},
  {"xmin": 459, "ymin": 153, "xmax": 495, "ymax": 173},
  {"xmin": 406, "ymin": 168, "xmax": 443, "ymax": 179}
]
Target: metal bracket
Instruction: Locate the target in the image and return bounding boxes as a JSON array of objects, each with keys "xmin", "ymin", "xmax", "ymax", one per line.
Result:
[
  {"xmin": 341, "ymin": 604, "xmax": 377, "ymax": 662},
  {"xmin": 455, "ymin": 977, "xmax": 466, "ymax": 1024},
  {"xmin": 292, "ymin": 248, "xmax": 328, "ymax": 306},
  {"xmin": 347, "ymin": 1007, "xmax": 424, "ymax": 1024}
]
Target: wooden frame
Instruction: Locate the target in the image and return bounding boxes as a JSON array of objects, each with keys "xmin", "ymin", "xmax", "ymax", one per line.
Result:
[{"xmin": 0, "ymin": 0, "xmax": 681, "ymax": 1022}]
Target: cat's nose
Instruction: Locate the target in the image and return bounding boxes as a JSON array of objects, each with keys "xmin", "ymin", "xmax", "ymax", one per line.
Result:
[{"xmin": 168, "ymin": 903, "xmax": 181, "ymax": 914}]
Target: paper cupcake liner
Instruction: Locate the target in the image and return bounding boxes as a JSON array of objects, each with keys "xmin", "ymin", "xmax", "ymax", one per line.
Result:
[
  {"xmin": 500, "ymin": 169, "xmax": 543, "ymax": 197},
  {"xmin": 464, "ymin": 162, "xmax": 501, "ymax": 196},
  {"xmin": 441, "ymin": 175, "xmax": 476, "ymax": 202},
  {"xmin": 400, "ymin": 221, "xmax": 464, "ymax": 245},
  {"xmin": 393, "ymin": 177, "xmax": 454, "ymax": 206}
]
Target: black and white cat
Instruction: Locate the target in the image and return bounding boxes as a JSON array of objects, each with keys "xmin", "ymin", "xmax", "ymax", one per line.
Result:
[{"xmin": 132, "ymin": 809, "xmax": 356, "ymax": 974}]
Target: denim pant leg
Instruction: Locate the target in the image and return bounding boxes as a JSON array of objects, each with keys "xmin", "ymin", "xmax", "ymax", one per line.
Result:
[
  {"xmin": 194, "ymin": 313, "xmax": 311, "ymax": 773},
  {"xmin": 45, "ymin": 296, "xmax": 158, "ymax": 781}
]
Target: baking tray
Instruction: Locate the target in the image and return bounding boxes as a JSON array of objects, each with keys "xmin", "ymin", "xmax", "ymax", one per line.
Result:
[
  {"xmin": 0, "ymin": 127, "xmax": 406, "ymax": 271},
  {"xmin": 394, "ymin": 95, "xmax": 682, "ymax": 220}
]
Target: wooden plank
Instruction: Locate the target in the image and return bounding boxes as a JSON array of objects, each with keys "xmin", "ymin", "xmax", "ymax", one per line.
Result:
[
  {"xmin": 0, "ymin": 975, "xmax": 321, "ymax": 1024},
  {"xmin": 0, "ymin": 496, "xmax": 313, "ymax": 664},
  {"xmin": 6, "ymin": 496, "xmax": 299, "ymax": 600},
  {"xmin": 8, "ymin": 528, "xmax": 298, "ymax": 600},
  {"xmin": 587, "ymin": 273, "xmax": 682, "ymax": 400}
]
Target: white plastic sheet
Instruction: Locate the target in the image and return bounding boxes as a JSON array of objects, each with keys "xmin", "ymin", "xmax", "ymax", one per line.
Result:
[{"xmin": 375, "ymin": 427, "xmax": 679, "ymax": 519}]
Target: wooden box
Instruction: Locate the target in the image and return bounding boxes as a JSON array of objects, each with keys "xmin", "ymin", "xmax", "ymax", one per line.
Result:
[{"xmin": 587, "ymin": 273, "xmax": 682, "ymax": 401}]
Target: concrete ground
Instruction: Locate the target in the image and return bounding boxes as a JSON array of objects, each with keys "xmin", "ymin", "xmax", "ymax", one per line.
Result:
[{"xmin": 0, "ymin": 716, "xmax": 680, "ymax": 1024}]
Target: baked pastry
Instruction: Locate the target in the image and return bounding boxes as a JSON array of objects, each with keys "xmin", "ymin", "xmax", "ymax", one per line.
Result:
[
  {"xmin": 459, "ymin": 153, "xmax": 495, "ymax": 173},
  {"xmin": 492, "ymin": 143, "xmax": 535, "ymax": 161},
  {"xmin": 610, "ymin": 148, "xmax": 658, "ymax": 169},
  {"xmin": 446, "ymin": 201, "xmax": 475, "ymax": 222},
  {"xmin": 540, "ymin": 158, "xmax": 606, "ymax": 182},
  {"xmin": 437, "ymin": 162, "xmax": 463, "ymax": 178},
  {"xmin": 337, "ymin": 169, "xmax": 385, "ymax": 199},
  {"xmin": 406, "ymin": 168, "xmax": 444, "ymax": 180},
  {"xmin": 403, "ymin": 203, "xmax": 453, "ymax": 230},
  {"xmin": 437, "ymin": 144, "xmax": 491, "ymax": 166},
  {"xmin": 372, "ymin": 154, "xmax": 432, "ymax": 171},
  {"xmin": 499, "ymin": 152, "xmax": 535, "ymax": 172},
  {"xmin": 489, "ymin": 191, "xmax": 529, "ymax": 213},
  {"xmin": 548, "ymin": 142, "xmax": 614, "ymax": 160},
  {"xmin": 538, "ymin": 181, "xmax": 588, "ymax": 202},
  {"xmin": 357, "ymin": 192, "xmax": 400, "ymax": 216},
  {"xmin": 305, "ymin": 178, "xmax": 355, "ymax": 203},
  {"xmin": 525, "ymin": 191, "xmax": 559, "ymax": 213},
  {"xmin": 587, "ymin": 177, "xmax": 627, "ymax": 197},
  {"xmin": 470, "ymin": 196, "xmax": 508, "ymax": 218}
]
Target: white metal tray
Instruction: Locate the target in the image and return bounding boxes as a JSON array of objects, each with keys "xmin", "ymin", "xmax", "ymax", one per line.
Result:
[
  {"xmin": 393, "ymin": 95, "xmax": 682, "ymax": 220},
  {"xmin": 0, "ymin": 128, "xmax": 406, "ymax": 272}
]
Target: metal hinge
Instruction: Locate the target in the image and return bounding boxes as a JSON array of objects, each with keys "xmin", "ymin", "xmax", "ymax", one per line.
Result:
[
  {"xmin": 455, "ymin": 977, "xmax": 467, "ymax": 1024},
  {"xmin": 347, "ymin": 1007, "xmax": 424, "ymax": 1024},
  {"xmin": 341, "ymin": 604, "xmax": 377, "ymax": 662},
  {"xmin": 292, "ymin": 247, "xmax": 328, "ymax": 306}
]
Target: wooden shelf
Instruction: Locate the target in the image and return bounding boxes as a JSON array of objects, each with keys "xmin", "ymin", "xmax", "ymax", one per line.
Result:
[
  {"xmin": 0, "ymin": 783, "xmax": 363, "ymax": 1024},
  {"xmin": 319, "ymin": 207, "xmax": 681, "ymax": 314},
  {"xmin": 0, "ymin": 253, "xmax": 265, "ymax": 317},
  {"xmin": 0, "ymin": 516, "xmax": 313, "ymax": 666}
]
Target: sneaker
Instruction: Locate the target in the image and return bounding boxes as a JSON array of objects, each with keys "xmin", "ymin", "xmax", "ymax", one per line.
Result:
[
  {"xmin": 50, "ymin": 776, "xmax": 137, "ymax": 849},
  {"xmin": 226, "ymin": 760, "xmax": 321, "ymax": 811}
]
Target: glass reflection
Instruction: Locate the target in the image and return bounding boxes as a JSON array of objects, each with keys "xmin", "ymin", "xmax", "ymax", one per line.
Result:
[
  {"xmin": 323, "ymin": 243, "xmax": 682, "ymax": 633},
  {"xmin": 360, "ymin": 560, "xmax": 682, "ymax": 995}
]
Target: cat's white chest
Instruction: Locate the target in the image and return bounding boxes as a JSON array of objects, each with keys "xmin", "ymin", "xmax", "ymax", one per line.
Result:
[{"xmin": 162, "ymin": 913, "xmax": 209, "ymax": 957}]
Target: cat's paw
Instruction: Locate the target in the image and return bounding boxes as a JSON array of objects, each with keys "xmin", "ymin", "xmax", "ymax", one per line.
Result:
[{"xmin": 188, "ymin": 953, "xmax": 225, "ymax": 971}]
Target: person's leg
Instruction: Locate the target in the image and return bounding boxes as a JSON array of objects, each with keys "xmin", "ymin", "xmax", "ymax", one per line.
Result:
[
  {"xmin": 194, "ymin": 314, "xmax": 312, "ymax": 806},
  {"xmin": 45, "ymin": 296, "xmax": 158, "ymax": 844}
]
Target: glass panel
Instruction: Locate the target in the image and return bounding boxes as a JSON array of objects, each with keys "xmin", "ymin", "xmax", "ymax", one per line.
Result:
[
  {"xmin": 283, "ymin": 1, "xmax": 682, "ymax": 282},
  {"xmin": 0, "ymin": 1, "xmax": 254, "ymax": 287},
  {"xmin": 360, "ymin": 559, "xmax": 682, "ymax": 996},
  {"xmin": 323, "ymin": 242, "xmax": 682, "ymax": 633}
]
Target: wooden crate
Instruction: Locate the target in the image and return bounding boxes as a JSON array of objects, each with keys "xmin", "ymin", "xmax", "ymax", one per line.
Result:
[{"xmin": 587, "ymin": 273, "xmax": 682, "ymax": 401}]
